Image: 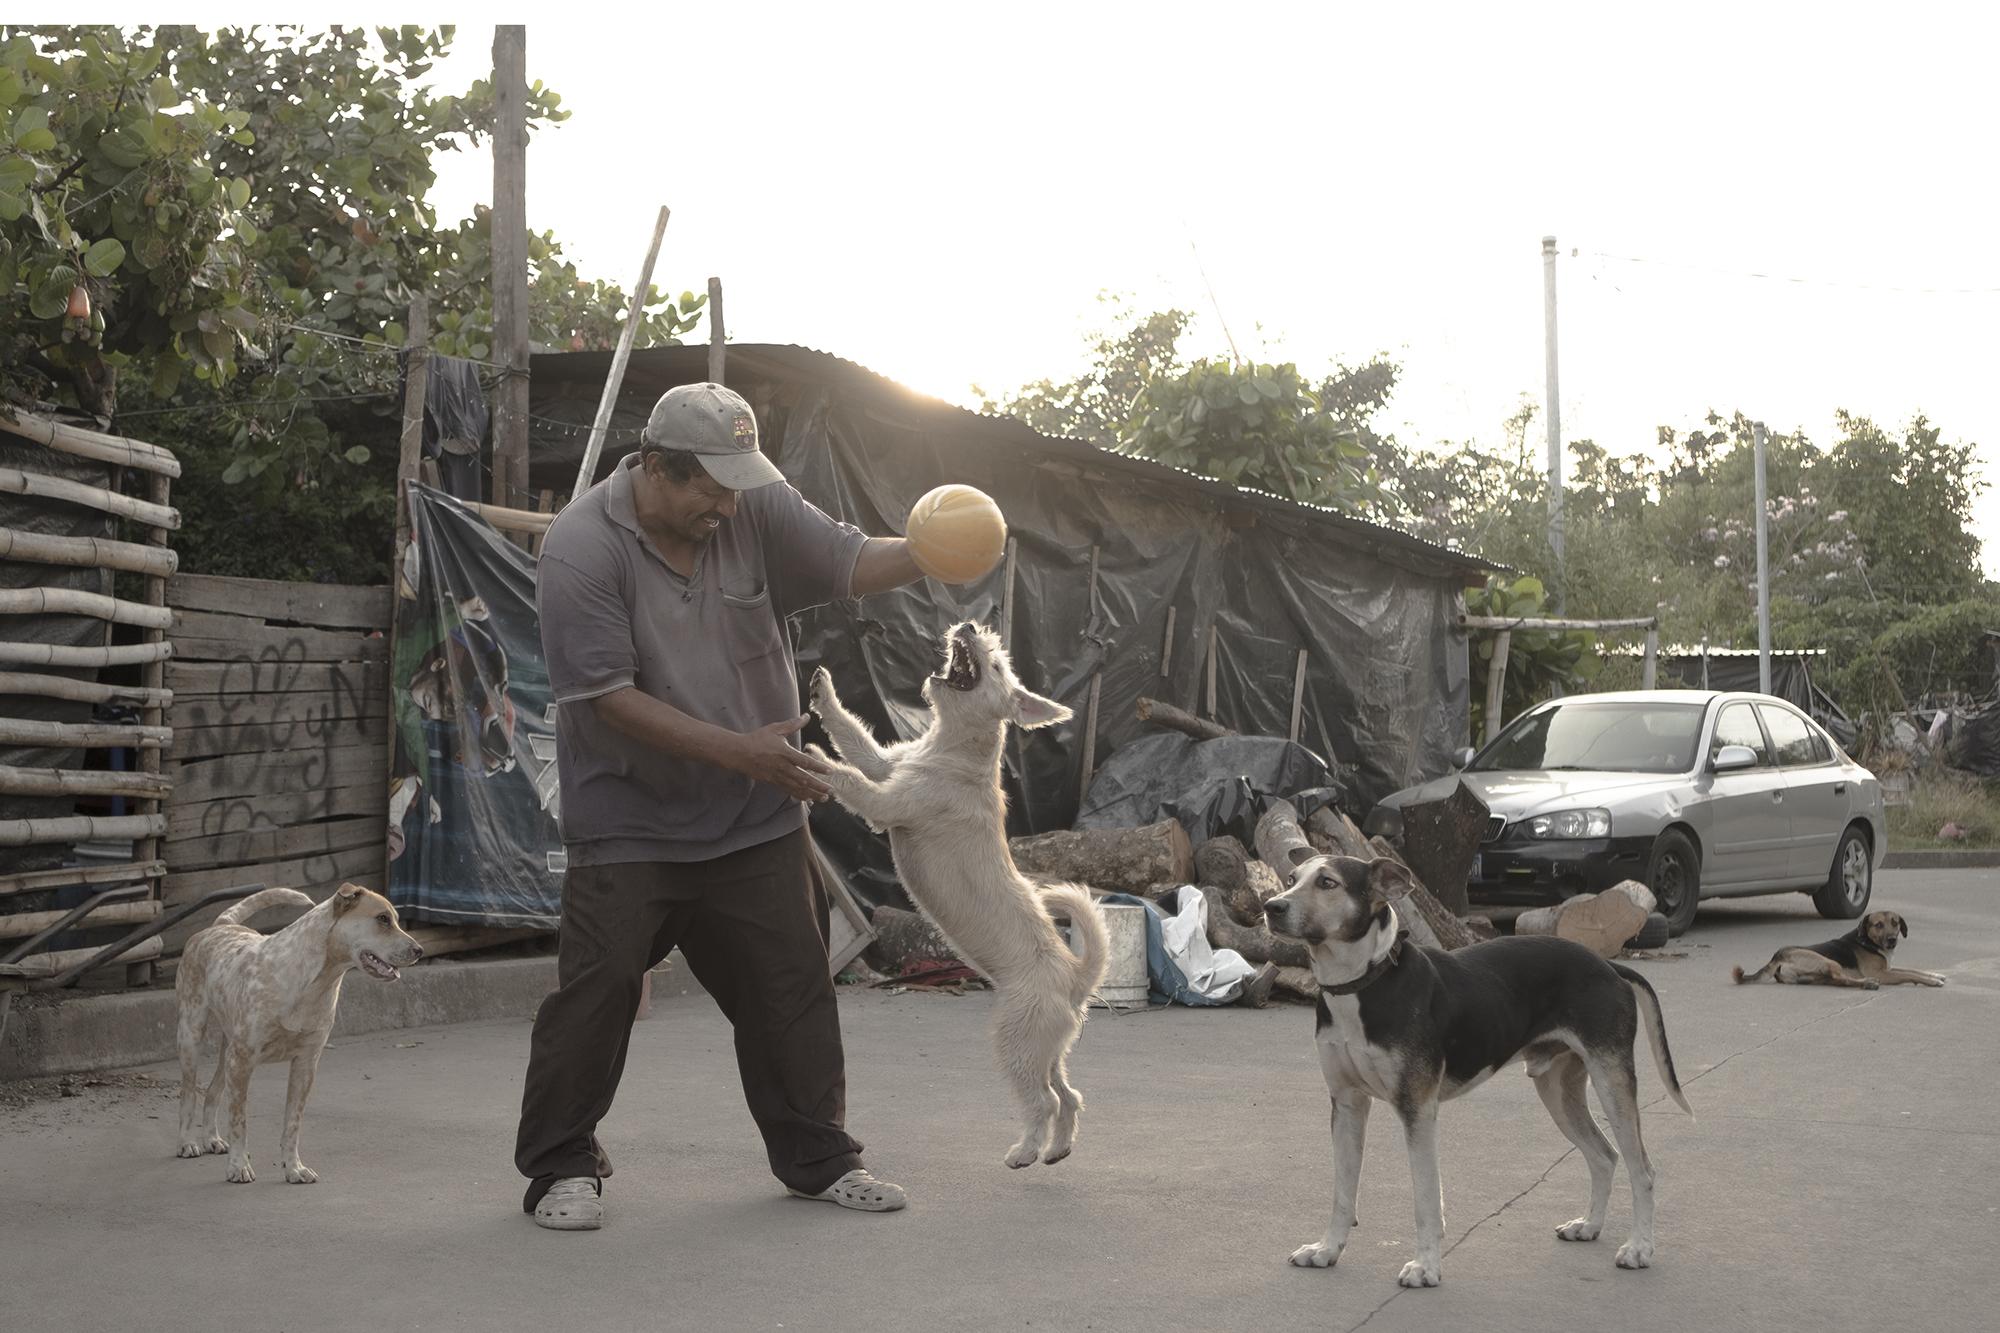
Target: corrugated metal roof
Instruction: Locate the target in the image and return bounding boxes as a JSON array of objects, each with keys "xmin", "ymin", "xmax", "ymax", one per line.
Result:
[{"xmin": 530, "ymin": 342, "xmax": 1497, "ymax": 581}]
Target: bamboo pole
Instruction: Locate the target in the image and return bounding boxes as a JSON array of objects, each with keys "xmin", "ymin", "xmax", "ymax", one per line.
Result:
[
  {"xmin": 394, "ymin": 294, "xmax": 430, "ymax": 550},
  {"xmin": 0, "ymin": 764, "xmax": 173, "ymax": 798},
  {"xmin": 1204, "ymin": 623, "xmax": 1219, "ymax": 718},
  {"xmin": 1458, "ymin": 614, "xmax": 1658, "ymax": 632},
  {"xmin": 0, "ymin": 859, "xmax": 165, "ymax": 898},
  {"xmin": 0, "ymin": 527, "xmax": 178, "ymax": 576},
  {"xmin": 1642, "ymin": 626, "xmax": 1660, "ymax": 689},
  {"xmin": 0, "ymin": 408, "xmax": 181, "ymax": 477},
  {"xmin": 133, "ymin": 464, "xmax": 173, "ymax": 965},
  {"xmin": 0, "ymin": 935, "xmax": 162, "ymax": 979},
  {"xmin": 707, "ymin": 276, "xmax": 726, "ymax": 384},
  {"xmin": 0, "ymin": 718, "xmax": 171, "ymax": 748},
  {"xmin": 1160, "ymin": 605, "xmax": 1177, "ymax": 677},
  {"xmin": 0, "ymin": 670, "xmax": 170, "ymax": 707},
  {"xmin": 1484, "ymin": 630, "xmax": 1513, "ymax": 745},
  {"xmin": 574, "ymin": 205, "xmax": 671, "ymax": 498},
  {"xmin": 0, "ymin": 467, "xmax": 180, "ymax": 528},
  {"xmin": 529, "ymin": 488, "xmax": 556, "ymax": 557},
  {"xmin": 0, "ymin": 813, "xmax": 167, "ymax": 847},
  {"xmin": 0, "ymin": 898, "xmax": 159, "ymax": 941},
  {"xmin": 466, "ymin": 500, "xmax": 554, "ymax": 536},
  {"xmin": 0, "ymin": 586, "xmax": 172, "ymax": 628},
  {"xmin": 0, "ymin": 639, "xmax": 171, "ymax": 668},
  {"xmin": 998, "ymin": 536, "xmax": 1018, "ymax": 649},
  {"xmin": 1288, "ymin": 647, "xmax": 1309, "ymax": 742}
]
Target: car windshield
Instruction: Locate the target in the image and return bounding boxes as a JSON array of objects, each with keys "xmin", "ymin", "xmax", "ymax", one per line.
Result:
[{"xmin": 1471, "ymin": 701, "xmax": 1706, "ymax": 775}]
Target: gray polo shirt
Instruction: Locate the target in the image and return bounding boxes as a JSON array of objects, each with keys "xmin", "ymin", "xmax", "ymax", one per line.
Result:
[{"xmin": 536, "ymin": 452, "xmax": 867, "ymax": 864}]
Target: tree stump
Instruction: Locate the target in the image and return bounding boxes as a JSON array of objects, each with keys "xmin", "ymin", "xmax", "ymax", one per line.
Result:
[
  {"xmin": 863, "ymin": 904, "xmax": 962, "ymax": 974},
  {"xmin": 1010, "ymin": 818, "xmax": 1193, "ymax": 894},
  {"xmin": 1513, "ymin": 887, "xmax": 1649, "ymax": 959},
  {"xmin": 1306, "ymin": 806, "xmax": 1373, "ymax": 859},
  {"xmin": 1367, "ymin": 836, "xmax": 1480, "ymax": 951},
  {"xmin": 1394, "ymin": 777, "xmax": 1490, "ymax": 916},
  {"xmin": 1193, "ymin": 835, "xmax": 1250, "ymax": 893},
  {"xmin": 1253, "ymin": 799, "xmax": 1317, "ymax": 882}
]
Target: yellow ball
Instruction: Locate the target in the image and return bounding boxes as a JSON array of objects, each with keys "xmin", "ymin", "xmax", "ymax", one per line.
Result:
[{"xmin": 906, "ymin": 484, "xmax": 1007, "ymax": 584}]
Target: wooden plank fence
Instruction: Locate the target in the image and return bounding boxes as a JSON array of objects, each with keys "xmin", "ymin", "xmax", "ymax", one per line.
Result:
[{"xmin": 161, "ymin": 575, "xmax": 390, "ymax": 908}]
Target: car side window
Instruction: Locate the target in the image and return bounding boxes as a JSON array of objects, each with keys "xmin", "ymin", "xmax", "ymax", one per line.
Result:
[
  {"xmin": 1711, "ymin": 703, "xmax": 1770, "ymax": 766},
  {"xmin": 1758, "ymin": 705, "xmax": 1825, "ymax": 767}
]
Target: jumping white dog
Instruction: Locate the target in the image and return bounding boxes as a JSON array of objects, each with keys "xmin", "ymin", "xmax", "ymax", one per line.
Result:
[
  {"xmin": 808, "ymin": 621, "xmax": 1109, "ymax": 1168},
  {"xmin": 174, "ymin": 884, "xmax": 423, "ymax": 1184}
]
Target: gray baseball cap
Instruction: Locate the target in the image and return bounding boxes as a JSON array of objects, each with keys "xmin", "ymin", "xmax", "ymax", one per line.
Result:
[{"xmin": 640, "ymin": 382, "xmax": 784, "ymax": 490}]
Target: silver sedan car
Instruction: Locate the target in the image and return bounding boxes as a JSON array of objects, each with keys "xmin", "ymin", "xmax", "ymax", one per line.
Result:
[{"xmin": 1369, "ymin": 690, "xmax": 1887, "ymax": 937}]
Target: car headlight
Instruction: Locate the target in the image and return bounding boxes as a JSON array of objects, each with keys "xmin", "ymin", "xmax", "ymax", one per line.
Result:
[{"xmin": 1527, "ymin": 808, "xmax": 1612, "ymax": 839}]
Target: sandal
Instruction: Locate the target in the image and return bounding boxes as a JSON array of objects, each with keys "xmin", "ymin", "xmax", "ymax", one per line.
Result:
[
  {"xmin": 533, "ymin": 1176, "xmax": 603, "ymax": 1230},
  {"xmin": 786, "ymin": 1168, "xmax": 907, "ymax": 1212}
]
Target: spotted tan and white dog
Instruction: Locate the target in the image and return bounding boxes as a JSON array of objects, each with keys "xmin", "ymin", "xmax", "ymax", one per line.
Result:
[{"xmin": 175, "ymin": 884, "xmax": 423, "ymax": 1184}]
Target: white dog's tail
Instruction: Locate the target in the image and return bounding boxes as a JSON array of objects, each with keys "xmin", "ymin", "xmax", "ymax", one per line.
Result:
[
  {"xmin": 1040, "ymin": 883, "xmax": 1110, "ymax": 1006},
  {"xmin": 215, "ymin": 886, "xmax": 315, "ymax": 928}
]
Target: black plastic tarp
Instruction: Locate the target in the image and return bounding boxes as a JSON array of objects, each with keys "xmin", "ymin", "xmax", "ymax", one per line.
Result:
[
  {"xmin": 386, "ymin": 485, "xmax": 563, "ymax": 927},
  {"xmin": 1075, "ymin": 732, "xmax": 1344, "ymax": 848},
  {"xmin": 523, "ymin": 347, "xmax": 1481, "ymax": 909},
  {"xmin": 1655, "ymin": 651, "xmax": 1857, "ymax": 748}
]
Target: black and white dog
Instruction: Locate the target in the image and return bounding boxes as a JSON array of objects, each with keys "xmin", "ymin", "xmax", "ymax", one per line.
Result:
[{"xmin": 1264, "ymin": 854, "xmax": 1693, "ymax": 1287}]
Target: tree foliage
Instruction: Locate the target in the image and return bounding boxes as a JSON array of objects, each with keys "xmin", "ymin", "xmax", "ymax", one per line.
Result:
[{"xmin": 1, "ymin": 25, "xmax": 706, "ymax": 580}]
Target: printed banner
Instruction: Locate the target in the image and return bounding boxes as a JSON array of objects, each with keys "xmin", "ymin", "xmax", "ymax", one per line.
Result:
[{"xmin": 387, "ymin": 485, "xmax": 564, "ymax": 927}]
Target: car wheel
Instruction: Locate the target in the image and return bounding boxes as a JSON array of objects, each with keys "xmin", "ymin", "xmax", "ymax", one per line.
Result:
[
  {"xmin": 1812, "ymin": 826, "xmax": 1872, "ymax": 920},
  {"xmin": 1629, "ymin": 912, "xmax": 1671, "ymax": 950},
  {"xmin": 1646, "ymin": 830, "xmax": 1701, "ymax": 938}
]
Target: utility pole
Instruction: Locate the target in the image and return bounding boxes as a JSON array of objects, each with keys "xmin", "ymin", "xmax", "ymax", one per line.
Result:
[
  {"xmin": 490, "ymin": 25, "xmax": 530, "ymax": 524},
  {"xmin": 1541, "ymin": 236, "xmax": 1564, "ymax": 611},
  {"xmin": 1754, "ymin": 421, "xmax": 1772, "ymax": 693}
]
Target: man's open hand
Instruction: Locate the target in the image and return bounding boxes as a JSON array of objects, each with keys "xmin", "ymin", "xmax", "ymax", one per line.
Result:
[{"xmin": 727, "ymin": 715, "xmax": 832, "ymax": 802}]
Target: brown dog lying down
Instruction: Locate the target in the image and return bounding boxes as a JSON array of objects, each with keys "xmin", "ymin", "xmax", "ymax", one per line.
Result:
[
  {"xmin": 1732, "ymin": 910, "xmax": 1946, "ymax": 990},
  {"xmin": 175, "ymin": 885, "xmax": 423, "ymax": 1183}
]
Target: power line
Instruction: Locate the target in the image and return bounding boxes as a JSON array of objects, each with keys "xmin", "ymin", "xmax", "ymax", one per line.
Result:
[{"xmin": 1585, "ymin": 249, "xmax": 2000, "ymax": 297}]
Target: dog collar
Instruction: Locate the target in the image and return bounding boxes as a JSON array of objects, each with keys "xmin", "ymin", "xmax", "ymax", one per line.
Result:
[{"xmin": 1320, "ymin": 929, "xmax": 1409, "ymax": 997}]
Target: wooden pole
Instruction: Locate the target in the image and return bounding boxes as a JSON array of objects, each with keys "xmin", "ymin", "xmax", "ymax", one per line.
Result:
[
  {"xmin": 1458, "ymin": 614, "xmax": 1658, "ymax": 631},
  {"xmin": 490, "ymin": 24, "xmax": 531, "ymax": 519},
  {"xmin": 1484, "ymin": 629, "xmax": 1513, "ymax": 745},
  {"xmin": 1160, "ymin": 605, "xmax": 1177, "ymax": 677},
  {"xmin": 529, "ymin": 488, "xmax": 556, "ymax": 557},
  {"xmin": 1077, "ymin": 546, "xmax": 1102, "ymax": 801},
  {"xmin": 394, "ymin": 295, "xmax": 429, "ymax": 551},
  {"xmin": 387, "ymin": 296, "xmax": 428, "ymax": 891},
  {"xmin": 1204, "ymin": 623, "xmax": 1218, "ymax": 719},
  {"xmin": 0, "ymin": 813, "xmax": 167, "ymax": 848},
  {"xmin": 0, "ymin": 898, "xmax": 159, "ymax": 942},
  {"xmin": 573, "ymin": 206, "xmax": 671, "ymax": 498},
  {"xmin": 0, "ymin": 859, "xmax": 165, "ymax": 899},
  {"xmin": 466, "ymin": 500, "xmax": 555, "ymax": 536},
  {"xmin": 998, "ymin": 535, "xmax": 1018, "ymax": 648},
  {"xmin": 707, "ymin": 276, "xmax": 725, "ymax": 384},
  {"xmin": 1288, "ymin": 647, "xmax": 1309, "ymax": 742},
  {"xmin": 1642, "ymin": 625, "xmax": 1660, "ymax": 689}
]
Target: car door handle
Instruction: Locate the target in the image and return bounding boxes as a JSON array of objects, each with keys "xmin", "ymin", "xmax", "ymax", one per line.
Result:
[
  {"xmin": 1771, "ymin": 791, "xmax": 1784, "ymax": 803},
  {"xmin": 1833, "ymin": 783, "xmax": 1847, "ymax": 794}
]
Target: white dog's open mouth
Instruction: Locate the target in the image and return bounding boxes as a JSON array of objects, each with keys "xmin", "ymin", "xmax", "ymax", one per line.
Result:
[
  {"xmin": 935, "ymin": 626, "xmax": 982, "ymax": 692},
  {"xmin": 359, "ymin": 951, "xmax": 402, "ymax": 981}
]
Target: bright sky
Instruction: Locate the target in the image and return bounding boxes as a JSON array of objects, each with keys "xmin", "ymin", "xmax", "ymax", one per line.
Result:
[{"xmin": 396, "ymin": 4, "xmax": 1999, "ymax": 572}]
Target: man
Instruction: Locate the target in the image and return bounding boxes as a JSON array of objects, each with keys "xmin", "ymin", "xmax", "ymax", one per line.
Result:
[{"xmin": 516, "ymin": 382, "xmax": 925, "ymax": 1230}]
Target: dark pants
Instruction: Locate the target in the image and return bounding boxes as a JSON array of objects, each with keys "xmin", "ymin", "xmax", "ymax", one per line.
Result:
[{"xmin": 514, "ymin": 828, "xmax": 863, "ymax": 1211}]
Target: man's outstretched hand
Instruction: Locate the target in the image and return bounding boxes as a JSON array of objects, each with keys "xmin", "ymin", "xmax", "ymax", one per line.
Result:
[{"xmin": 726, "ymin": 715, "xmax": 833, "ymax": 802}]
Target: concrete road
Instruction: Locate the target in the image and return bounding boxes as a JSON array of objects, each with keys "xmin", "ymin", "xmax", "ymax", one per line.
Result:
[{"xmin": 3, "ymin": 869, "xmax": 1995, "ymax": 1332}]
